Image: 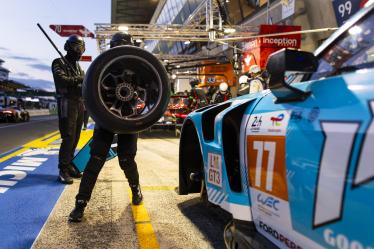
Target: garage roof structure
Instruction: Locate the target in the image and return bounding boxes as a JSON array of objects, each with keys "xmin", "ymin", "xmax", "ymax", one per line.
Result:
[{"xmin": 111, "ymin": 0, "xmax": 160, "ymax": 24}]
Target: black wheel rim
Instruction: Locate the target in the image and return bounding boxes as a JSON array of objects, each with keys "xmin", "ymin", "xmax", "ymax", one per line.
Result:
[{"xmin": 98, "ymin": 54, "xmax": 163, "ymax": 121}]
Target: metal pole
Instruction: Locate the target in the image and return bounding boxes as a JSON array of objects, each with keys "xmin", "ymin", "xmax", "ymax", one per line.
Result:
[{"xmin": 36, "ymin": 23, "xmax": 79, "ymax": 76}]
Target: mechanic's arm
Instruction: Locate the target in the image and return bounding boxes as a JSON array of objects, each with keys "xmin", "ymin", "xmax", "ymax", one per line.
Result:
[{"xmin": 52, "ymin": 60, "xmax": 83, "ymax": 88}]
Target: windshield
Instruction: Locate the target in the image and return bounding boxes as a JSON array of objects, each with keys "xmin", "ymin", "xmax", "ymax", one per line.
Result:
[{"xmin": 311, "ymin": 10, "xmax": 374, "ymax": 80}]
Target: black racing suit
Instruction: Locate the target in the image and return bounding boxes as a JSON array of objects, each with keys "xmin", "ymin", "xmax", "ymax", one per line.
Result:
[
  {"xmin": 75, "ymin": 62, "xmax": 140, "ymax": 202},
  {"xmin": 76, "ymin": 127, "xmax": 139, "ymax": 201},
  {"xmin": 213, "ymin": 91, "xmax": 232, "ymax": 103},
  {"xmin": 51, "ymin": 57, "xmax": 85, "ymax": 171}
]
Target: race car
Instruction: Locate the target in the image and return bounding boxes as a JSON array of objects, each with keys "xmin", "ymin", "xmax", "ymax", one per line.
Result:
[
  {"xmin": 179, "ymin": 2, "xmax": 374, "ymax": 249},
  {"xmin": 164, "ymin": 94, "xmax": 190, "ymax": 124},
  {"xmin": 0, "ymin": 106, "xmax": 30, "ymax": 122}
]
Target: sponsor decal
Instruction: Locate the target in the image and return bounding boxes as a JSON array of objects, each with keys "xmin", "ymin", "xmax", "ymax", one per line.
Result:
[
  {"xmin": 259, "ymin": 221, "xmax": 303, "ymax": 249},
  {"xmin": 251, "ymin": 115, "xmax": 263, "ymax": 130},
  {"xmin": 248, "ymin": 111, "xmax": 290, "ymax": 136},
  {"xmin": 244, "ymin": 39, "xmax": 259, "ymax": 50},
  {"xmin": 324, "ymin": 229, "xmax": 374, "ymax": 249},
  {"xmin": 262, "ymin": 37, "xmax": 298, "ymax": 47},
  {"xmin": 207, "ymin": 153, "xmax": 222, "ymax": 187},
  {"xmin": 271, "ymin": 113, "xmax": 285, "ymax": 126},
  {"xmin": 257, "ymin": 193, "xmax": 280, "ymax": 211}
]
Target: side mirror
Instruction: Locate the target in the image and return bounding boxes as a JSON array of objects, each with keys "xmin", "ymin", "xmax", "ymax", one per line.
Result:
[{"xmin": 266, "ymin": 48, "xmax": 318, "ymax": 103}]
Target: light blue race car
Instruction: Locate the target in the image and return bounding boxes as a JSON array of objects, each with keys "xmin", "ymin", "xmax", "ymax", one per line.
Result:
[{"xmin": 178, "ymin": 2, "xmax": 374, "ymax": 249}]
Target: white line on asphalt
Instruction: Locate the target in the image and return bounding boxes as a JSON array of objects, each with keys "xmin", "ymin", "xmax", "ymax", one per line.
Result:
[{"xmin": 0, "ymin": 118, "xmax": 57, "ymax": 129}]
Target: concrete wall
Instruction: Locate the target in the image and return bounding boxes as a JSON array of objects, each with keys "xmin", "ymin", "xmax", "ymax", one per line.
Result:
[{"xmin": 292, "ymin": 0, "xmax": 337, "ymax": 52}]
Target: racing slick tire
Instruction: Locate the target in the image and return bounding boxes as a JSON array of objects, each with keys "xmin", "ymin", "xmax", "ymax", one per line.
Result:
[{"xmin": 83, "ymin": 46, "xmax": 170, "ymax": 134}]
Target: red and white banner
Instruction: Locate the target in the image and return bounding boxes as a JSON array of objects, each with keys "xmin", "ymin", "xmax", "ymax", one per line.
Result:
[
  {"xmin": 242, "ymin": 24, "xmax": 301, "ymax": 71},
  {"xmin": 49, "ymin": 25, "xmax": 94, "ymax": 38}
]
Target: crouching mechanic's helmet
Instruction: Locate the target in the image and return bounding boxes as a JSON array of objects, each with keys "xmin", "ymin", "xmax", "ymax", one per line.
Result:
[
  {"xmin": 110, "ymin": 32, "xmax": 134, "ymax": 48},
  {"xmin": 64, "ymin": 35, "xmax": 85, "ymax": 58},
  {"xmin": 219, "ymin": 82, "xmax": 229, "ymax": 93}
]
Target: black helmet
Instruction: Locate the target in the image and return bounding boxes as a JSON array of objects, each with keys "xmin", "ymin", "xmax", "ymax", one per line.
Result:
[
  {"xmin": 64, "ymin": 35, "xmax": 85, "ymax": 54},
  {"xmin": 110, "ymin": 32, "xmax": 134, "ymax": 48}
]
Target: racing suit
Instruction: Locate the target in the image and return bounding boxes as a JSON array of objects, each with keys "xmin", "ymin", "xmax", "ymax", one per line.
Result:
[
  {"xmin": 52, "ymin": 57, "xmax": 85, "ymax": 171},
  {"xmin": 213, "ymin": 91, "xmax": 232, "ymax": 103},
  {"xmin": 249, "ymin": 76, "xmax": 266, "ymax": 94},
  {"xmin": 76, "ymin": 127, "xmax": 139, "ymax": 201}
]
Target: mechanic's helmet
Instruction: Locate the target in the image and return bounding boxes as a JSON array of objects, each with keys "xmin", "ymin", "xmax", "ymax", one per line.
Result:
[
  {"xmin": 64, "ymin": 35, "xmax": 85, "ymax": 56},
  {"xmin": 110, "ymin": 32, "xmax": 134, "ymax": 48},
  {"xmin": 239, "ymin": 75, "xmax": 249, "ymax": 84},
  {"xmin": 219, "ymin": 82, "xmax": 228, "ymax": 93},
  {"xmin": 249, "ymin": 64, "xmax": 261, "ymax": 75}
]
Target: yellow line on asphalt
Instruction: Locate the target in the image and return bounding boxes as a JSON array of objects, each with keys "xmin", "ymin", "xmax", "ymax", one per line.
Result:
[
  {"xmin": 0, "ymin": 147, "xmax": 30, "ymax": 163},
  {"xmin": 24, "ymin": 130, "xmax": 61, "ymax": 148},
  {"xmin": 128, "ymin": 188, "xmax": 160, "ymax": 249},
  {"xmin": 141, "ymin": 186, "xmax": 176, "ymax": 191},
  {"xmin": 0, "ymin": 129, "xmax": 94, "ymax": 164}
]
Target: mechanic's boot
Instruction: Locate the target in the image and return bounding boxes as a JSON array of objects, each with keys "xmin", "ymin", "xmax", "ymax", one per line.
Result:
[
  {"xmin": 69, "ymin": 199, "xmax": 87, "ymax": 222},
  {"xmin": 68, "ymin": 164, "xmax": 82, "ymax": 179},
  {"xmin": 130, "ymin": 185, "xmax": 143, "ymax": 205},
  {"xmin": 59, "ymin": 168, "xmax": 73, "ymax": 184}
]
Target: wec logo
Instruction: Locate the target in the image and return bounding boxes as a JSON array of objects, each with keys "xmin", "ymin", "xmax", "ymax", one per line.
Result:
[{"xmin": 257, "ymin": 193, "xmax": 280, "ymax": 211}]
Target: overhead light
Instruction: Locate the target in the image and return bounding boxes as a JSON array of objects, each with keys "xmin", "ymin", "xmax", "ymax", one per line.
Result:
[
  {"xmin": 118, "ymin": 25, "xmax": 129, "ymax": 32},
  {"xmin": 136, "ymin": 39, "xmax": 142, "ymax": 43},
  {"xmin": 176, "ymin": 65, "xmax": 180, "ymax": 68},
  {"xmin": 225, "ymin": 0, "xmax": 230, "ymax": 2},
  {"xmin": 184, "ymin": 40, "xmax": 191, "ymax": 45},
  {"xmin": 144, "ymin": 45, "xmax": 148, "ymax": 49},
  {"xmin": 171, "ymin": 74, "xmax": 177, "ymax": 79},
  {"xmin": 164, "ymin": 59, "xmax": 169, "ymax": 63},
  {"xmin": 224, "ymin": 28, "xmax": 236, "ymax": 34},
  {"xmin": 348, "ymin": 25, "xmax": 362, "ymax": 35}
]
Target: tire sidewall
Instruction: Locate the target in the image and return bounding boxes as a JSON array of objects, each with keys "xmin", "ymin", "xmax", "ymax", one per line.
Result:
[{"xmin": 83, "ymin": 46, "xmax": 170, "ymax": 134}]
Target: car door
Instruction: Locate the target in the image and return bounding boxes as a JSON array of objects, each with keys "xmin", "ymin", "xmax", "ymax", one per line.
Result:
[{"xmin": 245, "ymin": 7, "xmax": 374, "ymax": 249}]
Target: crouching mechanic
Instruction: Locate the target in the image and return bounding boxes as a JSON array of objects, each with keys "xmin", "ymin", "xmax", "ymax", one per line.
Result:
[
  {"xmin": 213, "ymin": 82, "xmax": 231, "ymax": 103},
  {"xmin": 69, "ymin": 32, "xmax": 143, "ymax": 222},
  {"xmin": 52, "ymin": 35, "xmax": 85, "ymax": 184}
]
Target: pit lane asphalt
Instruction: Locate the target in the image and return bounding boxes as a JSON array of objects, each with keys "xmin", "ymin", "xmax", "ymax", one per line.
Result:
[
  {"xmin": 32, "ymin": 129, "xmax": 232, "ymax": 249},
  {"xmin": 0, "ymin": 115, "xmax": 59, "ymax": 154}
]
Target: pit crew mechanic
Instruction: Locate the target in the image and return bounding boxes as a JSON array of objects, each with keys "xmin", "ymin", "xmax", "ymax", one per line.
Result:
[
  {"xmin": 51, "ymin": 35, "xmax": 85, "ymax": 184},
  {"xmin": 213, "ymin": 82, "xmax": 232, "ymax": 103},
  {"xmin": 69, "ymin": 32, "xmax": 143, "ymax": 222}
]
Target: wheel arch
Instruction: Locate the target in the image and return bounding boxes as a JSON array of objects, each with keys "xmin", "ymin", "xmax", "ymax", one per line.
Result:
[{"xmin": 178, "ymin": 118, "xmax": 204, "ymax": 195}]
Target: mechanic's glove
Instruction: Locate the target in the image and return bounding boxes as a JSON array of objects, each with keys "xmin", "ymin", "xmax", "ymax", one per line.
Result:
[{"xmin": 74, "ymin": 75, "xmax": 84, "ymax": 86}]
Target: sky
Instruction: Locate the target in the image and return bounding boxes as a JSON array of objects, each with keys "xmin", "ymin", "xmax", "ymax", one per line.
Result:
[{"xmin": 0, "ymin": 0, "xmax": 110, "ymax": 91}]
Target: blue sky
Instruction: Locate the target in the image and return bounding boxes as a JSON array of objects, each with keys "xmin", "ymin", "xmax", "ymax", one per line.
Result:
[{"xmin": 0, "ymin": 0, "xmax": 110, "ymax": 91}]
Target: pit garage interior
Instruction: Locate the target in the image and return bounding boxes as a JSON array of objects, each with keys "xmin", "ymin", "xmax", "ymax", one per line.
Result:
[{"xmin": 1, "ymin": 1, "xmax": 373, "ymax": 249}]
